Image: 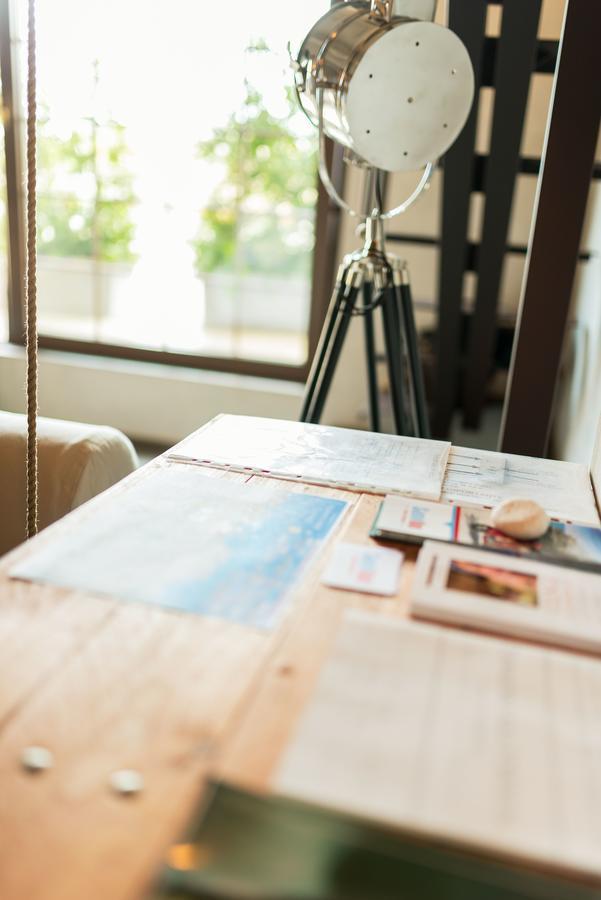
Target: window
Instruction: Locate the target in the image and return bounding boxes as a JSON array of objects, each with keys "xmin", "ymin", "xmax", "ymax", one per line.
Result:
[
  {"xmin": 1, "ymin": 0, "xmax": 335, "ymax": 378},
  {"xmin": 0, "ymin": 65, "xmax": 7, "ymax": 343}
]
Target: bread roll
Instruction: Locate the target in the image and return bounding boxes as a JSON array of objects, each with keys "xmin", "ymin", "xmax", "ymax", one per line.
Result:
[{"xmin": 490, "ymin": 498, "xmax": 550, "ymax": 540}]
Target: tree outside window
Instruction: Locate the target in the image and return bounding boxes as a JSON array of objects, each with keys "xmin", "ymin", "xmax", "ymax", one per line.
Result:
[
  {"xmin": 192, "ymin": 43, "xmax": 317, "ymax": 281},
  {"xmin": 37, "ymin": 106, "xmax": 137, "ymax": 265}
]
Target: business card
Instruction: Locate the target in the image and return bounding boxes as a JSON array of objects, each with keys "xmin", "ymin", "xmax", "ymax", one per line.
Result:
[{"xmin": 321, "ymin": 542, "xmax": 403, "ymax": 596}]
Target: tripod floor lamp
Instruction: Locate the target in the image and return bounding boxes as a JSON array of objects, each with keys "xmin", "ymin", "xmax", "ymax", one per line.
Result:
[{"xmin": 292, "ymin": 0, "xmax": 474, "ymax": 437}]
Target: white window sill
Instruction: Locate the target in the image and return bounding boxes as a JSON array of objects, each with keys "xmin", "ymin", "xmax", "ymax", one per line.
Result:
[{"xmin": 0, "ymin": 343, "xmax": 303, "ymax": 445}]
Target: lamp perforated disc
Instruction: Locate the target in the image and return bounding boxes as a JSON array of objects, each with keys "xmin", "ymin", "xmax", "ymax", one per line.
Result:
[{"xmin": 346, "ymin": 20, "xmax": 474, "ymax": 172}]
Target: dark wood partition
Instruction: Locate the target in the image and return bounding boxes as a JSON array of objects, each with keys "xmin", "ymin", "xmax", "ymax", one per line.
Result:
[{"xmin": 500, "ymin": 0, "xmax": 601, "ymax": 457}]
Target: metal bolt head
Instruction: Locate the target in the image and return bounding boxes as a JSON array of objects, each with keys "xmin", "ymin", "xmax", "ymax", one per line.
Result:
[
  {"xmin": 21, "ymin": 746, "xmax": 54, "ymax": 774},
  {"xmin": 109, "ymin": 769, "xmax": 144, "ymax": 797}
]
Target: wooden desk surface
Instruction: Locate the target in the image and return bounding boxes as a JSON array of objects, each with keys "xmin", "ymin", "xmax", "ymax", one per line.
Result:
[{"xmin": 0, "ymin": 451, "xmax": 416, "ymax": 900}]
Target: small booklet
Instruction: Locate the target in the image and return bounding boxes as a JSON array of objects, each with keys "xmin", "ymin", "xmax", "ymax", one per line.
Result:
[
  {"xmin": 411, "ymin": 541, "xmax": 601, "ymax": 654},
  {"xmin": 371, "ymin": 495, "xmax": 601, "ymax": 573}
]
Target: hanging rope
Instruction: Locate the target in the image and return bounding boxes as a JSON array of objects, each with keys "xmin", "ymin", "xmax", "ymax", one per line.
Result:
[{"xmin": 25, "ymin": 0, "xmax": 39, "ymax": 538}]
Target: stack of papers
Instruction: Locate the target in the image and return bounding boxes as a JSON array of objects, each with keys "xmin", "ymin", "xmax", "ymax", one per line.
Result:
[
  {"xmin": 170, "ymin": 419, "xmax": 600, "ymax": 525},
  {"xmin": 442, "ymin": 446, "xmax": 599, "ymax": 525},
  {"xmin": 169, "ymin": 415, "xmax": 451, "ymax": 501}
]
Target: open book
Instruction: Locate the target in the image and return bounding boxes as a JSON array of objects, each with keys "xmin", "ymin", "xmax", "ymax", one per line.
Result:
[
  {"xmin": 411, "ymin": 540, "xmax": 601, "ymax": 654},
  {"xmin": 276, "ymin": 611, "xmax": 601, "ymax": 889}
]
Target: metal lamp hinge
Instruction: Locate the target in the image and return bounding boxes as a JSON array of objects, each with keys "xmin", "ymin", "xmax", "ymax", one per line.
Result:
[
  {"xmin": 287, "ymin": 41, "xmax": 307, "ymax": 91},
  {"xmin": 369, "ymin": 0, "xmax": 393, "ymax": 23}
]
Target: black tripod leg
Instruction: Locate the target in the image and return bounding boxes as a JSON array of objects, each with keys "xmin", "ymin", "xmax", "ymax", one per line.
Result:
[
  {"xmin": 361, "ymin": 279, "xmax": 381, "ymax": 432},
  {"xmin": 300, "ymin": 266, "xmax": 347, "ymax": 422},
  {"xmin": 390, "ymin": 282, "xmax": 420, "ymax": 438},
  {"xmin": 397, "ymin": 271, "xmax": 431, "ymax": 439},
  {"xmin": 307, "ymin": 280, "xmax": 361, "ymax": 424},
  {"xmin": 381, "ymin": 284, "xmax": 411, "ymax": 436}
]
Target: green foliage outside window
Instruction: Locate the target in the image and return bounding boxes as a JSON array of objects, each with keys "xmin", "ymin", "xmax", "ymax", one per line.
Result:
[
  {"xmin": 37, "ymin": 105, "xmax": 137, "ymax": 264},
  {"xmin": 192, "ymin": 44, "xmax": 317, "ymax": 278}
]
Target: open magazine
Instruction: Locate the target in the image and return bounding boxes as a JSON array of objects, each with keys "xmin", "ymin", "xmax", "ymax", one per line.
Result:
[
  {"xmin": 371, "ymin": 496, "xmax": 601, "ymax": 573},
  {"xmin": 411, "ymin": 541, "xmax": 601, "ymax": 654}
]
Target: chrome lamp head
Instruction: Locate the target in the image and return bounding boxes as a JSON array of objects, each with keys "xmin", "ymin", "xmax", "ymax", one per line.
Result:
[{"xmin": 292, "ymin": 0, "xmax": 474, "ymax": 218}]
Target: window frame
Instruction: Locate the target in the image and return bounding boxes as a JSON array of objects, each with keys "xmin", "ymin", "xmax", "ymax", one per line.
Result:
[{"xmin": 0, "ymin": 0, "xmax": 343, "ymax": 382}]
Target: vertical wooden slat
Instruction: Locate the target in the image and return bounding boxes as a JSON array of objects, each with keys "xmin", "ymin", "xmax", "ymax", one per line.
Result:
[
  {"xmin": 500, "ymin": 0, "xmax": 601, "ymax": 457},
  {"xmin": 431, "ymin": 0, "xmax": 487, "ymax": 439},
  {"xmin": 462, "ymin": 0, "xmax": 542, "ymax": 429}
]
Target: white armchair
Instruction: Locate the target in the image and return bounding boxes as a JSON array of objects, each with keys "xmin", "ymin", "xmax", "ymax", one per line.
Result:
[{"xmin": 0, "ymin": 411, "xmax": 139, "ymax": 555}]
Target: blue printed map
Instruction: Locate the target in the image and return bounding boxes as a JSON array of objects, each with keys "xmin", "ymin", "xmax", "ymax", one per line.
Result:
[{"xmin": 12, "ymin": 467, "xmax": 347, "ymax": 630}]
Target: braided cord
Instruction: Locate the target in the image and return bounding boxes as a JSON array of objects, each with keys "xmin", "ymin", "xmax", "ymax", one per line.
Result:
[{"xmin": 25, "ymin": 0, "xmax": 38, "ymax": 538}]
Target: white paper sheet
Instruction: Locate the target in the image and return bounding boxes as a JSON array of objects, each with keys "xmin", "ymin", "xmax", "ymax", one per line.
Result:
[
  {"xmin": 442, "ymin": 446, "xmax": 600, "ymax": 525},
  {"xmin": 169, "ymin": 415, "xmax": 451, "ymax": 501},
  {"xmin": 320, "ymin": 542, "xmax": 403, "ymax": 595},
  {"xmin": 276, "ymin": 611, "xmax": 601, "ymax": 880},
  {"xmin": 412, "ymin": 540, "xmax": 601, "ymax": 654}
]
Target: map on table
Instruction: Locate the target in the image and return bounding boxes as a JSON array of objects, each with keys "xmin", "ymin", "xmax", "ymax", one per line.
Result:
[{"xmin": 10, "ymin": 467, "xmax": 347, "ymax": 630}]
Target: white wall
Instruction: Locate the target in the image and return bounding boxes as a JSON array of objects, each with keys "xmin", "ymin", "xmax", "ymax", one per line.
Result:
[{"xmin": 552, "ymin": 185, "xmax": 601, "ymax": 465}]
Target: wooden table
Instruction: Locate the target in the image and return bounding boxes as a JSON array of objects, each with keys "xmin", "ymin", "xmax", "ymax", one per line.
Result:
[{"xmin": 0, "ymin": 440, "xmax": 417, "ymax": 900}]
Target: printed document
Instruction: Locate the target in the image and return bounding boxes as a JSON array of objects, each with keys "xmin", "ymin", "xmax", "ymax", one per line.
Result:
[
  {"xmin": 442, "ymin": 446, "xmax": 599, "ymax": 525},
  {"xmin": 276, "ymin": 611, "xmax": 601, "ymax": 880},
  {"xmin": 169, "ymin": 415, "xmax": 451, "ymax": 500}
]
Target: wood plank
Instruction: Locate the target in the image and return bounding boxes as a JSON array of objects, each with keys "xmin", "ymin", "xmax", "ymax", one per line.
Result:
[
  {"xmin": 0, "ymin": 603, "xmax": 269, "ymax": 900},
  {"xmin": 0, "ymin": 462, "xmax": 159, "ymax": 728},
  {"xmin": 0, "ymin": 465, "xmax": 358, "ymax": 900},
  {"xmin": 500, "ymin": 0, "xmax": 601, "ymax": 456},
  {"xmin": 218, "ymin": 493, "xmax": 417, "ymax": 792},
  {"xmin": 0, "ymin": 583, "xmax": 115, "ymax": 730}
]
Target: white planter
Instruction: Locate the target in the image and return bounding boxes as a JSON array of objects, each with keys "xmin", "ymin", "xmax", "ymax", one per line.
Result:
[
  {"xmin": 38, "ymin": 256, "xmax": 134, "ymax": 320},
  {"xmin": 203, "ymin": 272, "xmax": 310, "ymax": 333}
]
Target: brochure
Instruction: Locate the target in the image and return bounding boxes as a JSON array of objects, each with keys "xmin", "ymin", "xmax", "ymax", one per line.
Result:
[
  {"xmin": 411, "ymin": 541, "xmax": 601, "ymax": 654},
  {"xmin": 371, "ymin": 496, "xmax": 601, "ymax": 573}
]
